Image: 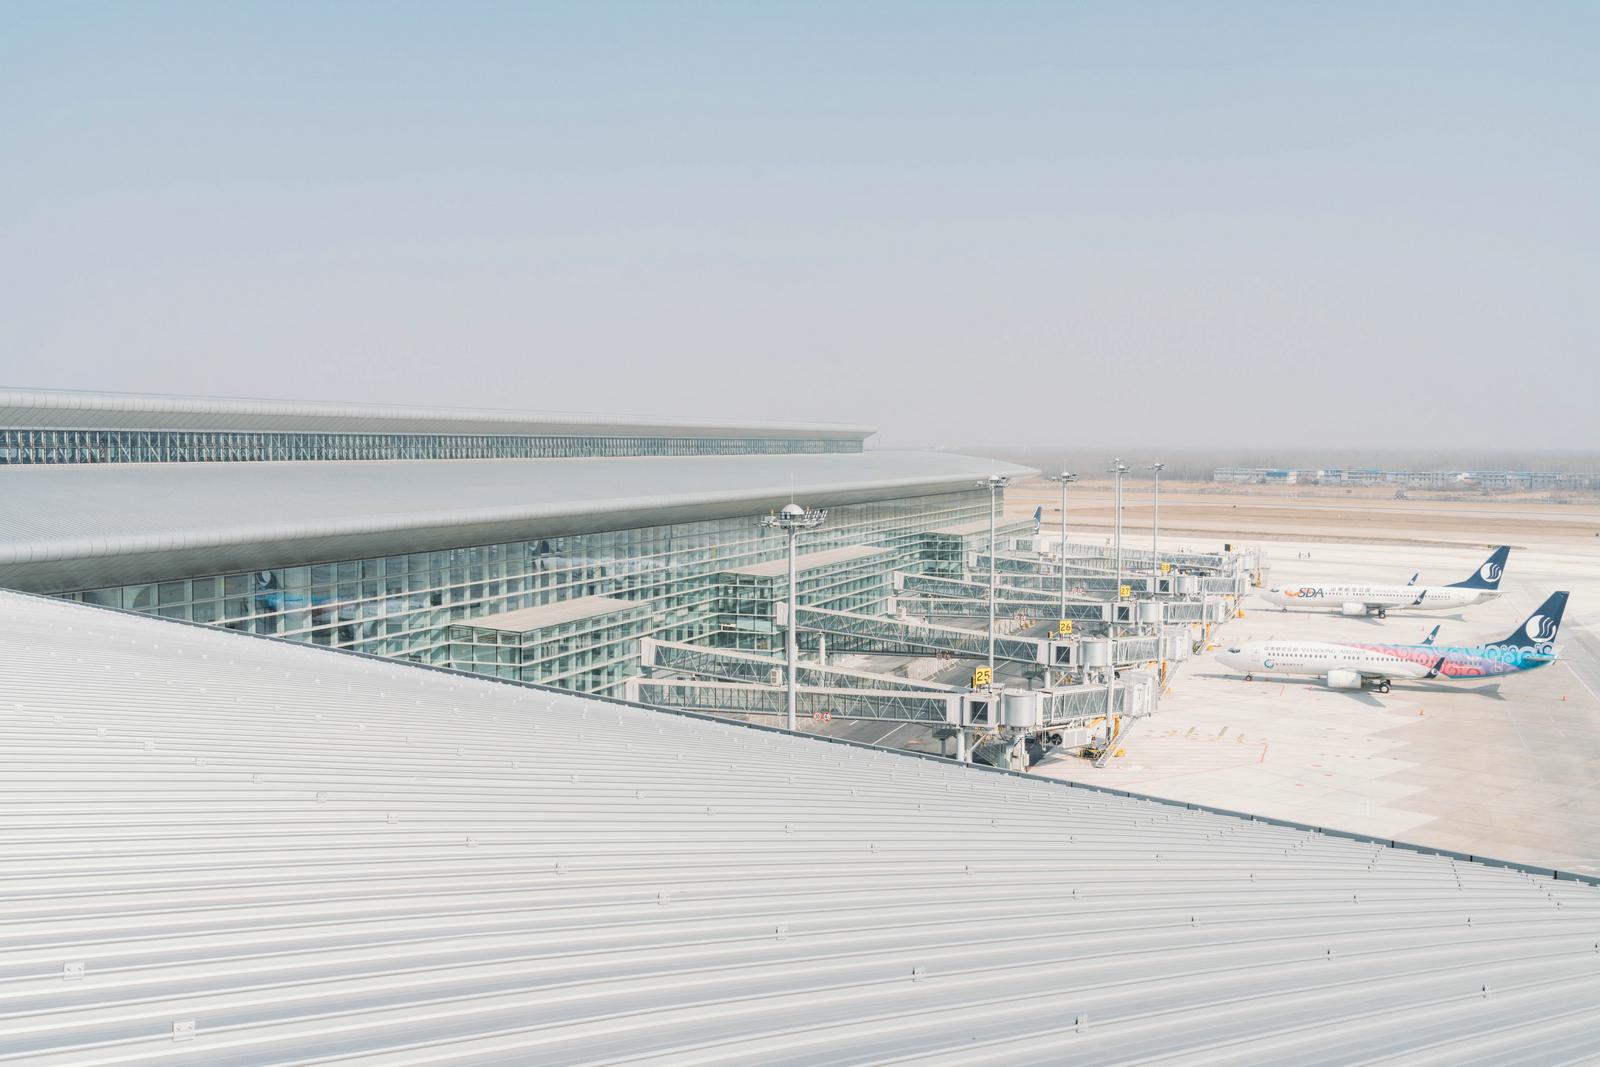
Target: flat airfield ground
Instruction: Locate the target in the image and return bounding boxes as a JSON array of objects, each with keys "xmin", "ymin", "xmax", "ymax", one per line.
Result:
[{"xmin": 1010, "ymin": 478, "xmax": 1600, "ymax": 874}]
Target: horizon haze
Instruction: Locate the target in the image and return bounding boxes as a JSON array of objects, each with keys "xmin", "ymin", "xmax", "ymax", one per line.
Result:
[{"xmin": 2, "ymin": 3, "xmax": 1595, "ymax": 450}]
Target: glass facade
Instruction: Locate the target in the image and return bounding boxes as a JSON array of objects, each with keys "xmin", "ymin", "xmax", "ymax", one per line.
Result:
[
  {"xmin": 0, "ymin": 428, "xmax": 861, "ymax": 465},
  {"xmin": 712, "ymin": 552, "xmax": 896, "ymax": 652},
  {"xmin": 54, "ymin": 489, "xmax": 992, "ymax": 696}
]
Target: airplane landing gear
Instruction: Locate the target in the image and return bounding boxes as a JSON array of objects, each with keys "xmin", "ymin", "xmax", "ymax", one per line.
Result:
[
  {"xmin": 1376, "ymin": 609, "xmax": 1388, "ymax": 619},
  {"xmin": 1376, "ymin": 680, "xmax": 1391, "ymax": 694},
  {"xmin": 1244, "ymin": 673, "xmax": 1254, "ymax": 682}
]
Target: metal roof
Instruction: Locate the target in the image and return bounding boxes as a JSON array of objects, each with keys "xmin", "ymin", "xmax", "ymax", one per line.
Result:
[
  {"xmin": 0, "ymin": 387, "xmax": 875, "ymax": 441},
  {"xmin": 3, "ymin": 591, "xmax": 1599, "ymax": 1065},
  {"xmin": 0, "ymin": 451, "xmax": 1034, "ymax": 592},
  {"xmin": 465, "ymin": 595, "xmax": 638, "ymax": 632},
  {"xmin": 722, "ymin": 543, "xmax": 891, "ymax": 578}
]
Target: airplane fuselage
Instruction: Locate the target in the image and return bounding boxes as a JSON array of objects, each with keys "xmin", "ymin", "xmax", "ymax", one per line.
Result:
[
  {"xmin": 1260, "ymin": 583, "xmax": 1497, "ymax": 614},
  {"xmin": 1218, "ymin": 639, "xmax": 1554, "ymax": 683}
]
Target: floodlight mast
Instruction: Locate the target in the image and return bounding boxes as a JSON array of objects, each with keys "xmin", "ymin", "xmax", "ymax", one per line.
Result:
[
  {"xmin": 1048, "ymin": 469, "xmax": 1079, "ymax": 624},
  {"xmin": 1149, "ymin": 463, "xmax": 1167, "ymax": 580},
  {"xmin": 758, "ymin": 503, "xmax": 827, "ymax": 732},
  {"xmin": 977, "ymin": 475, "xmax": 1011, "ymax": 681},
  {"xmin": 1108, "ymin": 459, "xmax": 1130, "ymax": 622}
]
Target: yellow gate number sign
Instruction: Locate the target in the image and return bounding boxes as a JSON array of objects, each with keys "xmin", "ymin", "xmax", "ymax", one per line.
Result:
[
  {"xmin": 1119, "ymin": 584, "xmax": 1131, "ymax": 599},
  {"xmin": 1056, "ymin": 619, "xmax": 1072, "ymax": 636},
  {"xmin": 1160, "ymin": 562, "xmax": 1172, "ymax": 573},
  {"xmin": 971, "ymin": 667, "xmax": 993, "ymax": 688}
]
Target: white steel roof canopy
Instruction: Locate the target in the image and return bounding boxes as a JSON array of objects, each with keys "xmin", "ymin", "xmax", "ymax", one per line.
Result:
[
  {"xmin": 0, "ymin": 387, "xmax": 875, "ymax": 441},
  {"xmin": 0, "ymin": 451, "xmax": 1033, "ymax": 591},
  {"xmin": 3, "ymin": 591, "xmax": 1600, "ymax": 1065}
]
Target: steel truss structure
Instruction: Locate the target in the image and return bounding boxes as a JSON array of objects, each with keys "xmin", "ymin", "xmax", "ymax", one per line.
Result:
[
  {"xmin": 969, "ymin": 556, "xmax": 1155, "ymax": 596},
  {"xmin": 627, "ymin": 679, "xmax": 961, "ymax": 724},
  {"xmin": 790, "ymin": 603, "xmax": 1049, "ymax": 664},
  {"xmin": 896, "ymin": 595, "xmax": 1111, "ymax": 624},
  {"xmin": 642, "ymin": 638, "xmax": 960, "ymax": 692}
]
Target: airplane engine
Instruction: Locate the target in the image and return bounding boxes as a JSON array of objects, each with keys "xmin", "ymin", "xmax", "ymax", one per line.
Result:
[
  {"xmin": 1340, "ymin": 603, "xmax": 1368, "ymax": 617},
  {"xmin": 1326, "ymin": 669, "xmax": 1363, "ymax": 689}
]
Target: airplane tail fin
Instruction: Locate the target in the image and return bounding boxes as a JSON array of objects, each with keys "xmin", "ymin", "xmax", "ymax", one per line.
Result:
[
  {"xmin": 1406, "ymin": 572, "xmax": 1419, "ymax": 587},
  {"xmin": 1485, "ymin": 591, "xmax": 1568, "ymax": 651},
  {"xmin": 1032, "ymin": 506, "xmax": 1042, "ymax": 534},
  {"xmin": 1449, "ymin": 546, "xmax": 1510, "ymax": 591},
  {"xmin": 1420, "ymin": 624, "xmax": 1439, "ymax": 646}
]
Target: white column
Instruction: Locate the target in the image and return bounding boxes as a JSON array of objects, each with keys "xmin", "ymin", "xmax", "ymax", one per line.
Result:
[
  {"xmin": 988, "ymin": 482, "xmax": 998, "ymax": 677},
  {"xmin": 786, "ymin": 526, "xmax": 798, "ymax": 733},
  {"xmin": 1113, "ymin": 464, "xmax": 1123, "ymax": 614},
  {"xmin": 1059, "ymin": 472, "xmax": 1068, "ymax": 622}
]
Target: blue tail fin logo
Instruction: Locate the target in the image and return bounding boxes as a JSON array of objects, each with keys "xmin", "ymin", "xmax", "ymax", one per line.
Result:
[
  {"xmin": 1523, "ymin": 611, "xmax": 1558, "ymax": 643},
  {"xmin": 1032, "ymin": 506, "xmax": 1042, "ymax": 535},
  {"xmin": 1449, "ymin": 546, "xmax": 1510, "ymax": 591},
  {"xmin": 1488, "ymin": 591, "xmax": 1567, "ymax": 650}
]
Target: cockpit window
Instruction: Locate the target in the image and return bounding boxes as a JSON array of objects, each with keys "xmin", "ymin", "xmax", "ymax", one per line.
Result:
[{"xmin": 1227, "ymin": 646, "xmax": 1241, "ymax": 654}]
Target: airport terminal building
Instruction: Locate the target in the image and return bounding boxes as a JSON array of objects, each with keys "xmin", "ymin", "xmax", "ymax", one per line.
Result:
[
  {"xmin": 12, "ymin": 389, "xmax": 1588, "ymax": 1064},
  {"xmin": 0, "ymin": 388, "xmax": 1031, "ymax": 695}
]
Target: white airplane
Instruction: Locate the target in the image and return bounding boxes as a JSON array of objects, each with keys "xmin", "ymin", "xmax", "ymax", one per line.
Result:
[
  {"xmin": 1259, "ymin": 546, "xmax": 1509, "ymax": 618},
  {"xmin": 1217, "ymin": 591, "xmax": 1566, "ymax": 693}
]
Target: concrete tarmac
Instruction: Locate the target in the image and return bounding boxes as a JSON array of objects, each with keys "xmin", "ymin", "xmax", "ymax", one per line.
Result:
[{"xmin": 1033, "ymin": 534, "xmax": 1600, "ymax": 874}]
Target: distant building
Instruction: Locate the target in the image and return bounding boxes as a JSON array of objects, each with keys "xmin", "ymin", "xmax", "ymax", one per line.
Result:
[
  {"xmin": 1214, "ymin": 465, "xmax": 1598, "ymax": 492},
  {"xmin": 1214, "ymin": 467, "xmax": 1297, "ymax": 485}
]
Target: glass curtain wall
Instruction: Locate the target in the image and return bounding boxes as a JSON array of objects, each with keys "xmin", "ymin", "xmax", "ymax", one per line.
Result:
[
  {"xmin": 57, "ymin": 489, "xmax": 991, "ymax": 695},
  {"xmin": 0, "ymin": 428, "xmax": 860, "ymax": 465}
]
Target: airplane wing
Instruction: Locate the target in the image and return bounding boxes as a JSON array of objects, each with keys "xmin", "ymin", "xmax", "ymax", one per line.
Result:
[{"xmin": 1344, "ymin": 661, "xmax": 1433, "ymax": 681}]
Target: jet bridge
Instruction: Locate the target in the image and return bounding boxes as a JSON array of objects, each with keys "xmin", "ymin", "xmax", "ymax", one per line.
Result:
[
  {"xmin": 1053, "ymin": 543, "xmax": 1240, "ymax": 573},
  {"xmin": 785, "ymin": 603, "xmax": 1051, "ymax": 665},
  {"xmin": 625, "ymin": 679, "xmax": 963, "ymax": 724},
  {"xmin": 899, "ymin": 571, "xmax": 1216, "ymax": 628},
  {"xmin": 779, "ymin": 603, "xmax": 1171, "ymax": 672},
  {"xmin": 974, "ymin": 552, "xmax": 1251, "ymax": 598},
  {"xmin": 897, "ymin": 572, "xmax": 1058, "ymax": 604},
  {"xmin": 968, "ymin": 556, "xmax": 1155, "ymax": 597},
  {"xmin": 642, "ymin": 638, "xmax": 960, "ymax": 692},
  {"xmin": 625, "ymin": 676, "xmax": 1156, "ymax": 729},
  {"xmin": 894, "ymin": 596, "xmax": 1110, "ymax": 624}
]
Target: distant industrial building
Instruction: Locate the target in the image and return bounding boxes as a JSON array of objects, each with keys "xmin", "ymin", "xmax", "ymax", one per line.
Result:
[
  {"xmin": 1215, "ymin": 465, "xmax": 1599, "ymax": 491},
  {"xmin": 1214, "ymin": 466, "xmax": 1301, "ymax": 485}
]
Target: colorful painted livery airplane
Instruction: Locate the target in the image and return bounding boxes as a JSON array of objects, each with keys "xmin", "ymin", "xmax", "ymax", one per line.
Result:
[
  {"xmin": 1217, "ymin": 591, "xmax": 1567, "ymax": 693},
  {"xmin": 1259, "ymin": 546, "xmax": 1510, "ymax": 618}
]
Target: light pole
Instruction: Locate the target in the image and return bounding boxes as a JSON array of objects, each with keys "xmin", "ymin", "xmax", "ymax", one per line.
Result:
[
  {"xmin": 1149, "ymin": 462, "xmax": 1166, "ymax": 582},
  {"xmin": 1048, "ymin": 469, "xmax": 1078, "ymax": 623},
  {"xmin": 978, "ymin": 475, "xmax": 1011, "ymax": 679},
  {"xmin": 1108, "ymin": 459, "xmax": 1129, "ymax": 611},
  {"xmin": 759, "ymin": 503, "xmax": 827, "ymax": 732}
]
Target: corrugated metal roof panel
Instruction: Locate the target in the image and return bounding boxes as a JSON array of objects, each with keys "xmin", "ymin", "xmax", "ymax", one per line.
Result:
[
  {"xmin": 0, "ymin": 451, "xmax": 1034, "ymax": 591},
  {"xmin": 0, "ymin": 387, "xmax": 875, "ymax": 440},
  {"xmin": 1, "ymin": 591, "xmax": 1597, "ymax": 1065},
  {"xmin": 465, "ymin": 595, "xmax": 639, "ymax": 632},
  {"xmin": 722, "ymin": 543, "xmax": 892, "ymax": 577}
]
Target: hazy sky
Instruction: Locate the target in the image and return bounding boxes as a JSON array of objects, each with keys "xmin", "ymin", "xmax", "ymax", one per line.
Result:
[{"xmin": 3, "ymin": 3, "xmax": 1594, "ymax": 449}]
